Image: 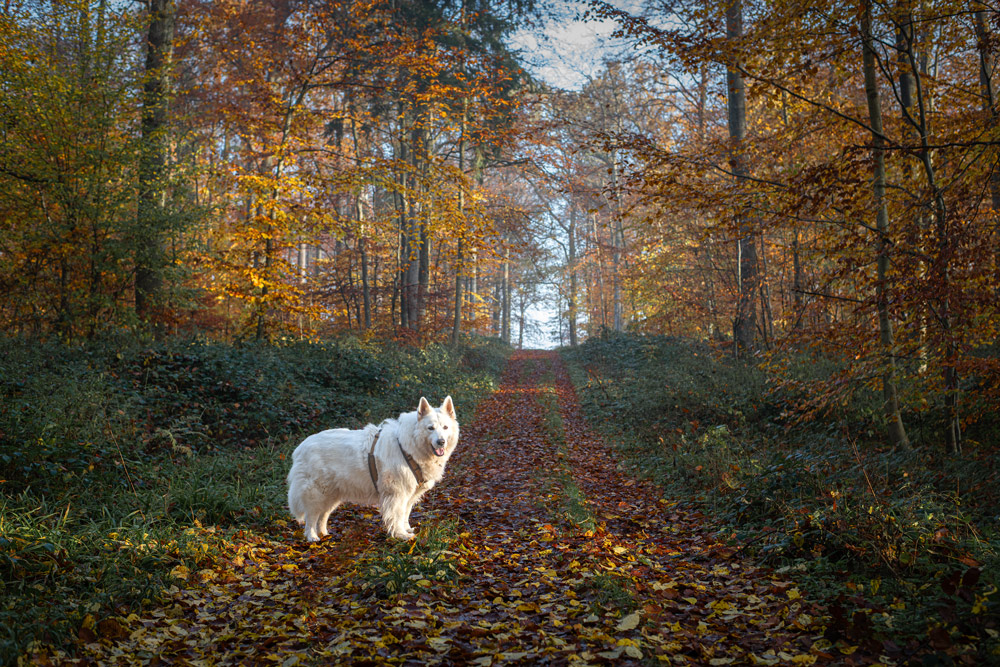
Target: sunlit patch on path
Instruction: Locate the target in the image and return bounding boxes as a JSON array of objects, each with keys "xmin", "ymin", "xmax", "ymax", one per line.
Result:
[{"xmin": 44, "ymin": 351, "xmax": 850, "ymax": 665}]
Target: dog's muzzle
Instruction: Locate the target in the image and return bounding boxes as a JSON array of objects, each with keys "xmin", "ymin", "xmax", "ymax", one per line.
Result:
[{"xmin": 433, "ymin": 438, "xmax": 446, "ymax": 457}]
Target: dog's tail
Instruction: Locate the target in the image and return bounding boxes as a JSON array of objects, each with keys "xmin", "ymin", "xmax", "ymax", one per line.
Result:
[
  {"xmin": 288, "ymin": 494, "xmax": 305, "ymax": 523},
  {"xmin": 287, "ymin": 471, "xmax": 306, "ymax": 523}
]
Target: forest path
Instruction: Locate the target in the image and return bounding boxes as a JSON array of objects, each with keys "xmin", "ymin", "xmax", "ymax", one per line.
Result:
[{"xmin": 58, "ymin": 351, "xmax": 843, "ymax": 665}]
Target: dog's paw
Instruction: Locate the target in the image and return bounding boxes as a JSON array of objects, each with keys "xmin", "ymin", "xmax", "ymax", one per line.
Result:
[{"xmin": 389, "ymin": 529, "xmax": 416, "ymax": 540}]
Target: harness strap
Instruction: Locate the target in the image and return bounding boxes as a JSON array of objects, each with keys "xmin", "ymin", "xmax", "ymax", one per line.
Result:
[
  {"xmin": 367, "ymin": 428, "xmax": 382, "ymax": 492},
  {"xmin": 398, "ymin": 440, "xmax": 426, "ymax": 485},
  {"xmin": 368, "ymin": 426, "xmax": 426, "ymax": 491}
]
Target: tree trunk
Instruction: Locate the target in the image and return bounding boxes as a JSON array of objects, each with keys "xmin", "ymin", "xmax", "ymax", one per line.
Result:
[
  {"xmin": 501, "ymin": 245, "xmax": 511, "ymax": 343},
  {"xmin": 517, "ymin": 288, "xmax": 526, "ymax": 349},
  {"xmin": 568, "ymin": 205, "xmax": 578, "ymax": 346},
  {"xmin": 350, "ymin": 116, "xmax": 371, "ymax": 330},
  {"xmin": 900, "ymin": 14, "xmax": 960, "ymax": 452},
  {"xmin": 470, "ymin": 251, "xmax": 479, "ymax": 330},
  {"xmin": 592, "ymin": 212, "xmax": 608, "ymax": 329},
  {"xmin": 135, "ymin": 0, "xmax": 175, "ymax": 323},
  {"xmin": 862, "ymin": 0, "xmax": 912, "ymax": 450},
  {"xmin": 975, "ymin": 7, "xmax": 1000, "ymax": 286},
  {"xmin": 610, "ymin": 156, "xmax": 624, "ymax": 332},
  {"xmin": 792, "ymin": 229, "xmax": 803, "ymax": 328},
  {"xmin": 726, "ymin": 0, "xmax": 758, "ymax": 357},
  {"xmin": 451, "ymin": 114, "xmax": 465, "ymax": 344}
]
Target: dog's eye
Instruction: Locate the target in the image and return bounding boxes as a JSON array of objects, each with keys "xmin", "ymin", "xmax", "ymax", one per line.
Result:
[
  {"xmin": 442, "ymin": 425, "xmax": 448, "ymax": 430},
  {"xmin": 427, "ymin": 425, "xmax": 434, "ymax": 430}
]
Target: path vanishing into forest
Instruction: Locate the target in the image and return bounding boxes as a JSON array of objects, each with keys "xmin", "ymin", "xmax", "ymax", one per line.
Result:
[{"xmin": 46, "ymin": 351, "xmax": 863, "ymax": 666}]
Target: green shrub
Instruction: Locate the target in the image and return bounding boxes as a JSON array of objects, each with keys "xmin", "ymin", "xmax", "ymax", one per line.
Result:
[
  {"xmin": 563, "ymin": 331, "xmax": 999, "ymax": 659},
  {"xmin": 0, "ymin": 333, "xmax": 509, "ymax": 661}
]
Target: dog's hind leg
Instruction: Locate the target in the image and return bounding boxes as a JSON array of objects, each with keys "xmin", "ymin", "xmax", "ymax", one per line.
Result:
[
  {"xmin": 303, "ymin": 510, "xmax": 321, "ymax": 542},
  {"xmin": 316, "ymin": 501, "xmax": 340, "ymax": 538}
]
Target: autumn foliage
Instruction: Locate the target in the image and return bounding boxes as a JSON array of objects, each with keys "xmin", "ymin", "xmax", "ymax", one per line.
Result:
[
  {"xmin": 0, "ymin": 0, "xmax": 532, "ymax": 342},
  {"xmin": 3, "ymin": 0, "xmax": 1000, "ymax": 662}
]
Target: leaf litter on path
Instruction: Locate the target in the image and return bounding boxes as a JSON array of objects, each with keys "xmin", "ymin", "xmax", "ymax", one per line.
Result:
[{"xmin": 35, "ymin": 351, "xmax": 874, "ymax": 665}]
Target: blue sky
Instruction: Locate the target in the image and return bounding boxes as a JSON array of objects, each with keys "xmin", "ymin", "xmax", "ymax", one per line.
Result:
[{"xmin": 510, "ymin": 0, "xmax": 644, "ymax": 91}]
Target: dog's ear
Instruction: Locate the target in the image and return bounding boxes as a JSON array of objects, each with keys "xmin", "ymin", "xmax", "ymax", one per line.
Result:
[
  {"xmin": 418, "ymin": 396, "xmax": 432, "ymax": 418},
  {"xmin": 441, "ymin": 395, "xmax": 456, "ymax": 419}
]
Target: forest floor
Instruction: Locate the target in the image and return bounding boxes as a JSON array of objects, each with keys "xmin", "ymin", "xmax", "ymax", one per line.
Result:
[{"xmin": 35, "ymin": 351, "xmax": 870, "ymax": 666}]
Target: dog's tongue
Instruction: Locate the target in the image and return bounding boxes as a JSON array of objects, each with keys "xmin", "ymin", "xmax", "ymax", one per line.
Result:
[{"xmin": 434, "ymin": 446, "xmax": 445, "ymax": 457}]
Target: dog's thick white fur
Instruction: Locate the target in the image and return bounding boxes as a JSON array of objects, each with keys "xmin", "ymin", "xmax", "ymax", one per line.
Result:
[{"xmin": 286, "ymin": 396, "xmax": 459, "ymax": 541}]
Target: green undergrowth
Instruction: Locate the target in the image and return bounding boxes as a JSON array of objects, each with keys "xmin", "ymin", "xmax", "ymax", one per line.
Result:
[
  {"xmin": 535, "ymin": 369, "xmax": 596, "ymax": 533},
  {"xmin": 562, "ymin": 331, "xmax": 999, "ymax": 662},
  {"xmin": 579, "ymin": 571, "xmax": 637, "ymax": 617},
  {"xmin": 0, "ymin": 334, "xmax": 509, "ymax": 662},
  {"xmin": 358, "ymin": 519, "xmax": 462, "ymax": 600}
]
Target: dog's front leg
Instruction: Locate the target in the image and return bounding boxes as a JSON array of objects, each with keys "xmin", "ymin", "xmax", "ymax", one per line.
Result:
[
  {"xmin": 402, "ymin": 492, "xmax": 422, "ymax": 534},
  {"xmin": 380, "ymin": 493, "xmax": 415, "ymax": 540}
]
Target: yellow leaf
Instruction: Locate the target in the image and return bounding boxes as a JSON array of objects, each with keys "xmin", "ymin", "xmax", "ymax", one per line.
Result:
[
  {"xmin": 791, "ymin": 655, "xmax": 817, "ymax": 665},
  {"xmin": 170, "ymin": 564, "xmax": 189, "ymax": 580},
  {"xmin": 616, "ymin": 612, "xmax": 641, "ymax": 631},
  {"xmin": 786, "ymin": 588, "xmax": 801, "ymax": 600},
  {"xmin": 612, "ymin": 546, "xmax": 627, "ymax": 555},
  {"xmin": 624, "ymin": 645, "xmax": 643, "ymax": 659}
]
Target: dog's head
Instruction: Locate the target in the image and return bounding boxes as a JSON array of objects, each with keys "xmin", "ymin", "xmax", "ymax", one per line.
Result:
[{"xmin": 416, "ymin": 396, "xmax": 459, "ymax": 457}]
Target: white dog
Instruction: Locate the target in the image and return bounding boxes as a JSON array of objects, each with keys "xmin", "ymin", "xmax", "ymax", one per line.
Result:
[{"xmin": 286, "ymin": 396, "xmax": 459, "ymax": 541}]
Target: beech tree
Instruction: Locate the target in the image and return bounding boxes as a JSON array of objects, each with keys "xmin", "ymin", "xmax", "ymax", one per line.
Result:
[
  {"xmin": 590, "ymin": 0, "xmax": 1000, "ymax": 449},
  {"xmin": 135, "ymin": 0, "xmax": 176, "ymax": 324}
]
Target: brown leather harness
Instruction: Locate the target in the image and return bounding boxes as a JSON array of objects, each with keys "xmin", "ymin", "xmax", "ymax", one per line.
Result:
[{"xmin": 368, "ymin": 426, "xmax": 425, "ymax": 492}]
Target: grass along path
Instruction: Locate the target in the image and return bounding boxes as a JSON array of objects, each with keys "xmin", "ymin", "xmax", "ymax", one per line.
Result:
[{"xmin": 35, "ymin": 351, "xmax": 858, "ymax": 665}]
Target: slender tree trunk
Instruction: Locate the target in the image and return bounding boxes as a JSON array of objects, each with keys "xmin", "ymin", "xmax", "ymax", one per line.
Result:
[
  {"xmin": 758, "ymin": 235, "xmax": 774, "ymax": 347},
  {"xmin": 404, "ymin": 121, "xmax": 424, "ymax": 332},
  {"xmin": 517, "ymin": 288, "xmax": 526, "ymax": 349},
  {"xmin": 726, "ymin": 0, "xmax": 758, "ymax": 357},
  {"xmin": 975, "ymin": 9, "xmax": 999, "ymax": 208},
  {"xmin": 470, "ymin": 251, "xmax": 479, "ymax": 330},
  {"xmin": 901, "ymin": 15, "xmax": 960, "ymax": 452},
  {"xmin": 592, "ymin": 212, "xmax": 608, "ymax": 329},
  {"xmin": 360, "ymin": 236, "xmax": 371, "ymax": 329},
  {"xmin": 452, "ymin": 109, "xmax": 467, "ymax": 345},
  {"xmin": 792, "ymin": 229, "xmax": 803, "ymax": 328},
  {"xmin": 418, "ymin": 228, "xmax": 429, "ymax": 329},
  {"xmin": 611, "ymin": 157, "xmax": 624, "ymax": 332},
  {"xmin": 350, "ymin": 116, "xmax": 371, "ymax": 329},
  {"xmin": 501, "ymin": 245, "xmax": 511, "ymax": 343},
  {"xmin": 568, "ymin": 205, "xmax": 578, "ymax": 346},
  {"xmin": 975, "ymin": 7, "xmax": 1000, "ymax": 287},
  {"xmin": 492, "ymin": 279, "xmax": 501, "ymax": 335},
  {"xmin": 135, "ymin": 0, "xmax": 175, "ymax": 323},
  {"xmin": 297, "ymin": 241, "xmax": 307, "ymax": 334},
  {"xmin": 862, "ymin": 0, "xmax": 912, "ymax": 450}
]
